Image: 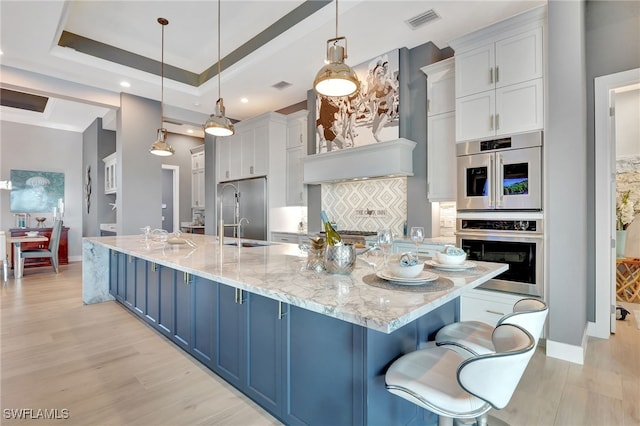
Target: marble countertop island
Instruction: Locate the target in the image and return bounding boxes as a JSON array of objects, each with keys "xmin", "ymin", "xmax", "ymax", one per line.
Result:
[{"xmin": 83, "ymin": 234, "xmax": 507, "ymax": 334}]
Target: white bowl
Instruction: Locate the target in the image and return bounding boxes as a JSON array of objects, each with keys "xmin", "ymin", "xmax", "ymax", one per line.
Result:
[
  {"xmin": 388, "ymin": 256, "xmax": 424, "ymax": 278},
  {"xmin": 435, "ymin": 250, "xmax": 467, "ymax": 265},
  {"xmin": 25, "ymin": 231, "xmax": 39, "ymax": 237}
]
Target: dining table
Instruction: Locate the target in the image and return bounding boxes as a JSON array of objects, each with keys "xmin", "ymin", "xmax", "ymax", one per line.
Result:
[{"xmin": 8, "ymin": 235, "xmax": 49, "ymax": 279}]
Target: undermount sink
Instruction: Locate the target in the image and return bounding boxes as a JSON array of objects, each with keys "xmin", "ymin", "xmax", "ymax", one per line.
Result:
[{"xmin": 224, "ymin": 241, "xmax": 271, "ymax": 248}]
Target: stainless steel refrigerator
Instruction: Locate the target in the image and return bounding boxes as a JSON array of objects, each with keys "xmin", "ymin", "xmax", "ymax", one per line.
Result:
[{"xmin": 217, "ymin": 177, "xmax": 267, "ymax": 241}]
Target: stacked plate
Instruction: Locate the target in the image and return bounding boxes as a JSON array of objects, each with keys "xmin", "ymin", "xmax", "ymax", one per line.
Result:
[
  {"xmin": 376, "ymin": 269, "xmax": 439, "ymax": 286},
  {"xmin": 424, "ymin": 260, "xmax": 476, "ymax": 271}
]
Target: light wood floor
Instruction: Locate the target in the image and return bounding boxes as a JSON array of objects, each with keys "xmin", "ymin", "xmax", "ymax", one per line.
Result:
[{"xmin": 2, "ymin": 263, "xmax": 639, "ymax": 426}]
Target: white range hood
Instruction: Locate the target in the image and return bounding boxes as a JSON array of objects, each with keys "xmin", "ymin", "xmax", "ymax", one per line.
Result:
[{"xmin": 303, "ymin": 138, "xmax": 417, "ymax": 184}]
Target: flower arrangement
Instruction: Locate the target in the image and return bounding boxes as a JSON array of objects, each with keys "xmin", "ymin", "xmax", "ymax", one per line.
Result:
[{"xmin": 616, "ymin": 190, "xmax": 635, "ymax": 231}]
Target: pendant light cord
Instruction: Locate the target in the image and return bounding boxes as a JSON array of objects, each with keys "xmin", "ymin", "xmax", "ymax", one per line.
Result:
[
  {"xmin": 161, "ymin": 21, "xmax": 165, "ymax": 128},
  {"xmin": 335, "ymin": 0, "xmax": 338, "ymax": 38},
  {"xmin": 217, "ymin": 0, "xmax": 221, "ymax": 102}
]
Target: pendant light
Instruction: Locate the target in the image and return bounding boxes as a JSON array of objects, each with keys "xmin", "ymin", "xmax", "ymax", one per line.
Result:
[
  {"xmin": 313, "ymin": 0, "xmax": 360, "ymax": 97},
  {"xmin": 149, "ymin": 17, "xmax": 175, "ymax": 156},
  {"xmin": 203, "ymin": 0, "xmax": 234, "ymax": 137}
]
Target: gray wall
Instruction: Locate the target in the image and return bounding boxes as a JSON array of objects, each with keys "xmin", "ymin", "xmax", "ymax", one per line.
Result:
[
  {"xmin": 546, "ymin": 0, "xmax": 640, "ymax": 345},
  {"xmin": 0, "ymin": 121, "xmax": 83, "ymax": 259},
  {"xmin": 547, "ymin": 0, "xmax": 589, "ymax": 346},
  {"xmin": 585, "ymin": 0, "xmax": 640, "ymax": 320},
  {"xmin": 82, "ymin": 117, "xmax": 116, "ymax": 238},
  {"xmin": 160, "ymin": 133, "xmax": 204, "ymax": 227}
]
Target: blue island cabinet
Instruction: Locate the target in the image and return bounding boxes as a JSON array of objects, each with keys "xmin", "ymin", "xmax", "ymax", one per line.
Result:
[
  {"xmin": 108, "ymin": 250, "xmax": 126, "ymax": 301},
  {"xmin": 212, "ymin": 282, "xmax": 286, "ymax": 417},
  {"xmin": 109, "ymin": 254, "xmax": 458, "ymax": 426}
]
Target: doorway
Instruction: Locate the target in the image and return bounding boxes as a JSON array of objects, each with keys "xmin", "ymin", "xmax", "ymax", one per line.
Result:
[
  {"xmin": 161, "ymin": 164, "xmax": 180, "ymax": 233},
  {"xmin": 592, "ymin": 68, "xmax": 640, "ymax": 338}
]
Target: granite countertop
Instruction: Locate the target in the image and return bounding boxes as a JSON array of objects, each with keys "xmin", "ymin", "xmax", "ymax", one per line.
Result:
[{"xmin": 85, "ymin": 235, "xmax": 506, "ymax": 334}]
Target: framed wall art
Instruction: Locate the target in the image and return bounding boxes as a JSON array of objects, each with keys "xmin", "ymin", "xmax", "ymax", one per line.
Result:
[
  {"xmin": 316, "ymin": 49, "xmax": 400, "ymax": 154},
  {"xmin": 10, "ymin": 169, "xmax": 65, "ymax": 213}
]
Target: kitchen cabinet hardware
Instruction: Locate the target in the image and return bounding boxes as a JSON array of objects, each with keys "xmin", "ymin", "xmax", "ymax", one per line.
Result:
[
  {"xmin": 151, "ymin": 262, "xmax": 157, "ymax": 272},
  {"xmin": 183, "ymin": 272, "xmax": 191, "ymax": 284},
  {"xmin": 278, "ymin": 301, "xmax": 287, "ymax": 319},
  {"xmin": 486, "ymin": 310, "xmax": 504, "ymax": 316}
]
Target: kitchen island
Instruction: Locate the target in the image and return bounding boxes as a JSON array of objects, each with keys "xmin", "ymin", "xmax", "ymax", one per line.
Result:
[{"xmin": 82, "ymin": 234, "xmax": 507, "ymax": 426}]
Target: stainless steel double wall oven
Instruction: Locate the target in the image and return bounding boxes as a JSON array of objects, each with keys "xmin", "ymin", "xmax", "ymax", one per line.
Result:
[{"xmin": 456, "ymin": 131, "xmax": 544, "ymax": 298}]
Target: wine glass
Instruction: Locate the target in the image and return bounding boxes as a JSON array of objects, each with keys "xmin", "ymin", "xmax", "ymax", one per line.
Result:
[
  {"xmin": 377, "ymin": 228, "xmax": 393, "ymax": 268},
  {"xmin": 410, "ymin": 226, "xmax": 424, "ymax": 255}
]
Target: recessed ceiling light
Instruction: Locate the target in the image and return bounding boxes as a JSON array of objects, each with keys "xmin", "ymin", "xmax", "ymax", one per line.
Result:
[
  {"xmin": 120, "ymin": 81, "xmax": 131, "ymax": 88},
  {"xmin": 241, "ymin": 98, "xmax": 249, "ymax": 103}
]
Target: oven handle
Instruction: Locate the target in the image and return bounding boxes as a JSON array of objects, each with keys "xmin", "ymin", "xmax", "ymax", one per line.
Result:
[{"xmin": 456, "ymin": 230, "xmax": 544, "ymax": 241}]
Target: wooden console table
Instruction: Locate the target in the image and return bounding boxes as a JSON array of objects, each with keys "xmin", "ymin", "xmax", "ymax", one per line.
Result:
[
  {"xmin": 616, "ymin": 257, "xmax": 640, "ymax": 303},
  {"xmin": 9, "ymin": 227, "xmax": 69, "ymax": 269}
]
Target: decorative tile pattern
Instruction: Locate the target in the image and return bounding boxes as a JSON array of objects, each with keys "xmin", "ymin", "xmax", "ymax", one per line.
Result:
[{"xmin": 322, "ymin": 177, "xmax": 406, "ymax": 235}]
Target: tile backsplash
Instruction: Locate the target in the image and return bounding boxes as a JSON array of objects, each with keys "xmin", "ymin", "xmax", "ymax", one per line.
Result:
[{"xmin": 322, "ymin": 177, "xmax": 406, "ymax": 235}]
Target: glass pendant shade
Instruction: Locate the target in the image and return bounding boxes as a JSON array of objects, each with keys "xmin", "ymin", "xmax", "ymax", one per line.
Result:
[
  {"xmin": 314, "ymin": 42, "xmax": 360, "ymax": 97},
  {"xmin": 149, "ymin": 128, "xmax": 174, "ymax": 156},
  {"xmin": 204, "ymin": 99, "xmax": 234, "ymax": 136}
]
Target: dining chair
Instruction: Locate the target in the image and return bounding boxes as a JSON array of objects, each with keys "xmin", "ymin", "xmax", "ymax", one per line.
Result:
[
  {"xmin": 435, "ymin": 297, "xmax": 548, "ymax": 356},
  {"xmin": 20, "ymin": 220, "xmax": 62, "ymax": 275},
  {"xmin": 385, "ymin": 323, "xmax": 536, "ymax": 426}
]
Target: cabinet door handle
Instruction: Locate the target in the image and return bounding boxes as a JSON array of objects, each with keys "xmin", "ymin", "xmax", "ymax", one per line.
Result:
[
  {"xmin": 486, "ymin": 310, "xmax": 505, "ymax": 316},
  {"xmin": 299, "ymin": 134, "xmax": 303, "ymax": 145},
  {"xmin": 250, "ymin": 166, "xmax": 254, "ymax": 175},
  {"xmin": 128, "ymin": 255, "xmax": 133, "ymax": 263},
  {"xmin": 151, "ymin": 262, "xmax": 157, "ymax": 272},
  {"xmin": 496, "ymin": 113, "xmax": 500, "ymax": 130},
  {"xmin": 495, "ymin": 66, "xmax": 499, "ymax": 83},
  {"xmin": 278, "ymin": 301, "xmax": 287, "ymax": 319},
  {"xmin": 490, "ymin": 114, "xmax": 494, "ymax": 131},
  {"xmin": 183, "ymin": 272, "xmax": 191, "ymax": 285},
  {"xmin": 234, "ymin": 288, "xmax": 245, "ymax": 304},
  {"xmin": 489, "ymin": 67, "xmax": 494, "ymax": 84},
  {"xmin": 427, "ymin": 98, "xmax": 431, "ymax": 113},
  {"xmin": 226, "ymin": 170, "xmax": 229, "ymax": 179}
]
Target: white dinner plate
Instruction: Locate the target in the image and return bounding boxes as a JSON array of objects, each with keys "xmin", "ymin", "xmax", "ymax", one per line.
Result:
[
  {"xmin": 425, "ymin": 260, "xmax": 477, "ymax": 271},
  {"xmin": 376, "ymin": 270, "xmax": 439, "ymax": 286}
]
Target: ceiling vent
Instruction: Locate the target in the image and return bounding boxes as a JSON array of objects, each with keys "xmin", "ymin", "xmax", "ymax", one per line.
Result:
[
  {"xmin": 272, "ymin": 81, "xmax": 293, "ymax": 90},
  {"xmin": 1, "ymin": 89, "xmax": 49, "ymax": 112},
  {"xmin": 405, "ymin": 9, "xmax": 440, "ymax": 30}
]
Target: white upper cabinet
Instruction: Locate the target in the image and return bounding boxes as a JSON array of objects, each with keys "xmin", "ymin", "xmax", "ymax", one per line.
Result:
[
  {"xmin": 191, "ymin": 147, "xmax": 205, "ymax": 208},
  {"xmin": 421, "ymin": 58, "xmax": 457, "ymax": 202},
  {"xmin": 425, "ymin": 57, "xmax": 456, "ymax": 117},
  {"xmin": 216, "ymin": 112, "xmax": 287, "ymax": 184},
  {"xmin": 451, "ymin": 6, "xmax": 545, "ymax": 142},
  {"xmin": 286, "ymin": 111, "xmax": 307, "ymax": 149},
  {"xmin": 285, "ymin": 110, "xmax": 308, "ymax": 206},
  {"xmin": 191, "ymin": 149, "xmax": 205, "ymax": 170},
  {"xmin": 241, "ymin": 123, "xmax": 269, "ymax": 177},
  {"xmin": 103, "ymin": 152, "xmax": 117, "ymax": 194},
  {"xmin": 455, "ymin": 27, "xmax": 543, "ymax": 98}
]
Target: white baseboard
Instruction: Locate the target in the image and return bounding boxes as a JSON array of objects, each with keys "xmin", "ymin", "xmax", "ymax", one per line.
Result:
[
  {"xmin": 545, "ymin": 326, "xmax": 588, "ymax": 365},
  {"xmin": 69, "ymin": 256, "xmax": 82, "ymax": 262}
]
